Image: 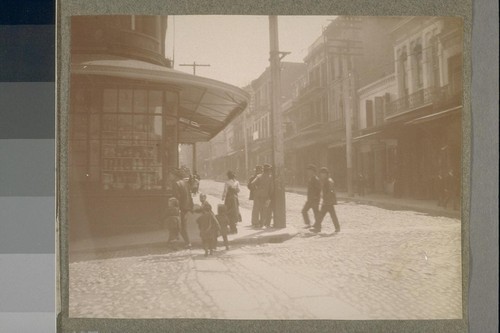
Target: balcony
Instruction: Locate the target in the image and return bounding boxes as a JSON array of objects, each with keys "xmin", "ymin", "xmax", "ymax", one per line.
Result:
[
  {"xmin": 297, "ymin": 80, "xmax": 323, "ymax": 99},
  {"xmin": 386, "ymin": 85, "xmax": 462, "ymax": 119}
]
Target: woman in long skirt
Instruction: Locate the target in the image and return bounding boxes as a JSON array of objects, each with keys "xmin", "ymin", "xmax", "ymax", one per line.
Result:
[{"xmin": 222, "ymin": 170, "xmax": 241, "ymax": 234}]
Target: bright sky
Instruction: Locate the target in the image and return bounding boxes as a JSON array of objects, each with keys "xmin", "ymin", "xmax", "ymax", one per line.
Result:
[{"xmin": 165, "ymin": 15, "xmax": 336, "ymax": 88}]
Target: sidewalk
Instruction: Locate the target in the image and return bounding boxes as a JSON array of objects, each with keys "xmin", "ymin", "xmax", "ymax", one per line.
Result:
[
  {"xmin": 69, "ymin": 192, "xmax": 297, "ymax": 256},
  {"xmin": 285, "ymin": 186, "xmax": 461, "ymax": 219}
]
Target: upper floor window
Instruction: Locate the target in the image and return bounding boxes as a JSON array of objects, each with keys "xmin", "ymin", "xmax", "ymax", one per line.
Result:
[
  {"xmin": 428, "ymin": 35, "xmax": 440, "ymax": 88},
  {"xmin": 398, "ymin": 48, "xmax": 409, "ymax": 96},
  {"xmin": 413, "ymin": 42, "xmax": 423, "ymax": 89}
]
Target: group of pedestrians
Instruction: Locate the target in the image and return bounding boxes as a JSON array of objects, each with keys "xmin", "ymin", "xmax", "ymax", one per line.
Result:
[
  {"xmin": 301, "ymin": 164, "xmax": 341, "ymax": 233},
  {"xmin": 246, "ymin": 163, "xmax": 341, "ymax": 233},
  {"xmin": 164, "ymin": 168, "xmax": 240, "ymax": 256},
  {"xmin": 164, "ymin": 169, "xmax": 194, "ymax": 248},
  {"xmin": 163, "ymin": 163, "xmax": 342, "ymax": 257},
  {"xmin": 248, "ymin": 164, "xmax": 274, "ymax": 228}
]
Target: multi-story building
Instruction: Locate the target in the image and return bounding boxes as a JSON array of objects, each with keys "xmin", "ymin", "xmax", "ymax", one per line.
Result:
[
  {"xmin": 354, "ymin": 17, "xmax": 463, "ymax": 201},
  {"xmin": 67, "ymin": 15, "xmax": 249, "ymax": 240},
  {"xmin": 285, "ymin": 16, "xmax": 399, "ymax": 189},
  {"xmin": 246, "ymin": 62, "xmax": 306, "ymax": 176},
  {"xmin": 355, "ymin": 73, "xmax": 397, "ymax": 194},
  {"xmin": 196, "ymin": 63, "xmax": 305, "ymax": 182}
]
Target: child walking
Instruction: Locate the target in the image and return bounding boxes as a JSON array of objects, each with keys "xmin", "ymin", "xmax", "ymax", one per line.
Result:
[
  {"xmin": 216, "ymin": 204, "xmax": 230, "ymax": 250},
  {"xmin": 195, "ymin": 193, "xmax": 220, "ymax": 256}
]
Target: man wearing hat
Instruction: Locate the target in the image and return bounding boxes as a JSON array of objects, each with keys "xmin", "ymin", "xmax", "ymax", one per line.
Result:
[
  {"xmin": 302, "ymin": 164, "xmax": 321, "ymax": 227},
  {"xmin": 249, "ymin": 164, "xmax": 274, "ymax": 228},
  {"xmin": 311, "ymin": 167, "xmax": 340, "ymax": 233},
  {"xmin": 169, "ymin": 168, "xmax": 194, "ymax": 248},
  {"xmin": 248, "ymin": 165, "xmax": 263, "ymax": 227}
]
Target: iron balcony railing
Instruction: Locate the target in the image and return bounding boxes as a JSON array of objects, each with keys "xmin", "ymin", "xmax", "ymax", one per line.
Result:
[
  {"xmin": 387, "ymin": 85, "xmax": 462, "ymax": 118},
  {"xmin": 297, "ymin": 80, "xmax": 323, "ymax": 98}
]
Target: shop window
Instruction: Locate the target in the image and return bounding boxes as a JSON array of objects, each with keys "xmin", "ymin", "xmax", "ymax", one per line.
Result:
[
  {"xmin": 101, "ymin": 88, "xmax": 166, "ymax": 190},
  {"xmin": 148, "ymin": 90, "xmax": 163, "ymax": 114},
  {"xmin": 133, "ymin": 90, "xmax": 147, "ymax": 114},
  {"xmin": 103, "ymin": 89, "xmax": 117, "ymax": 113},
  {"xmin": 118, "ymin": 89, "xmax": 133, "ymax": 113},
  {"xmin": 69, "ymin": 85, "xmax": 177, "ymax": 191},
  {"xmin": 165, "ymin": 91, "xmax": 178, "ymax": 116}
]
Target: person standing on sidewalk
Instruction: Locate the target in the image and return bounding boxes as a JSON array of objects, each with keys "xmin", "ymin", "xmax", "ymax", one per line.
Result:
[
  {"xmin": 215, "ymin": 204, "xmax": 230, "ymax": 250},
  {"xmin": 248, "ymin": 165, "xmax": 263, "ymax": 227},
  {"xmin": 311, "ymin": 167, "xmax": 340, "ymax": 233},
  {"xmin": 302, "ymin": 164, "xmax": 321, "ymax": 228},
  {"xmin": 222, "ymin": 170, "xmax": 241, "ymax": 234},
  {"xmin": 194, "ymin": 193, "xmax": 220, "ymax": 256},
  {"xmin": 249, "ymin": 164, "xmax": 274, "ymax": 228},
  {"xmin": 171, "ymin": 169, "xmax": 194, "ymax": 248}
]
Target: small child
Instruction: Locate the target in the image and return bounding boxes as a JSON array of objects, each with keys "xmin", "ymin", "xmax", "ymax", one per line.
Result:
[
  {"xmin": 195, "ymin": 193, "xmax": 220, "ymax": 256},
  {"xmin": 165, "ymin": 197, "xmax": 181, "ymax": 243},
  {"xmin": 216, "ymin": 204, "xmax": 230, "ymax": 250}
]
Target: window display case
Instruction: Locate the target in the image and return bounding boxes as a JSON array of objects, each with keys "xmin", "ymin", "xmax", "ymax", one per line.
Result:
[{"xmin": 69, "ymin": 82, "xmax": 179, "ymax": 193}]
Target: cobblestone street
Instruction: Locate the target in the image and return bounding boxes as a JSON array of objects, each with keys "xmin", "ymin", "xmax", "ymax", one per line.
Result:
[{"xmin": 69, "ymin": 180, "xmax": 462, "ymax": 320}]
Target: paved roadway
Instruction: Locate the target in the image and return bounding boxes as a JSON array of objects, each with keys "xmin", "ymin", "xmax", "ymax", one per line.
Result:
[{"xmin": 69, "ymin": 180, "xmax": 462, "ymax": 319}]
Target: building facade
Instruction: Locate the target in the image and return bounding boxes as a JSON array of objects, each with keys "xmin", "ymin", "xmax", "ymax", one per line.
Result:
[
  {"xmin": 193, "ymin": 16, "xmax": 462, "ymax": 207},
  {"xmin": 67, "ymin": 16, "xmax": 248, "ymax": 240},
  {"xmin": 197, "ymin": 62, "xmax": 306, "ymax": 182},
  {"xmin": 354, "ymin": 17, "xmax": 463, "ymax": 202},
  {"xmin": 285, "ymin": 16, "xmax": 400, "ymax": 190}
]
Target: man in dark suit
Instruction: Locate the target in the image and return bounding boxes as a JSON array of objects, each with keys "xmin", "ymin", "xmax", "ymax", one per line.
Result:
[
  {"xmin": 302, "ymin": 164, "xmax": 321, "ymax": 228},
  {"xmin": 249, "ymin": 164, "xmax": 274, "ymax": 228},
  {"xmin": 171, "ymin": 169, "xmax": 194, "ymax": 248},
  {"xmin": 248, "ymin": 165, "xmax": 263, "ymax": 227},
  {"xmin": 311, "ymin": 167, "xmax": 340, "ymax": 233}
]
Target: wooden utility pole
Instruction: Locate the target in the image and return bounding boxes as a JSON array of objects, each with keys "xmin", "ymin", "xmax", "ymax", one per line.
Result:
[
  {"xmin": 344, "ymin": 72, "xmax": 354, "ymax": 197},
  {"xmin": 242, "ymin": 109, "xmax": 250, "ymax": 179},
  {"xmin": 179, "ymin": 61, "xmax": 211, "ymax": 174},
  {"xmin": 269, "ymin": 16, "xmax": 286, "ymax": 228}
]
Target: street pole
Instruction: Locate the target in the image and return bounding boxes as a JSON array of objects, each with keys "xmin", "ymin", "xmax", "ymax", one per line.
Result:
[
  {"xmin": 269, "ymin": 15, "xmax": 286, "ymax": 228},
  {"xmin": 344, "ymin": 71, "xmax": 355, "ymax": 197},
  {"xmin": 178, "ymin": 61, "xmax": 211, "ymax": 174},
  {"xmin": 242, "ymin": 109, "xmax": 249, "ymax": 179},
  {"xmin": 179, "ymin": 61, "xmax": 211, "ymax": 76},
  {"xmin": 192, "ymin": 143, "xmax": 197, "ymax": 174}
]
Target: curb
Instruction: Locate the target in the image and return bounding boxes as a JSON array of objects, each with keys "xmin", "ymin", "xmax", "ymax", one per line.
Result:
[{"xmin": 69, "ymin": 228, "xmax": 300, "ymax": 259}]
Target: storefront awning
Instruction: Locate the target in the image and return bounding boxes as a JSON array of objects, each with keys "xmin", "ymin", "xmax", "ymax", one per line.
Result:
[
  {"xmin": 71, "ymin": 55, "xmax": 249, "ymax": 143},
  {"xmin": 353, "ymin": 131, "xmax": 382, "ymax": 141},
  {"xmin": 404, "ymin": 106, "xmax": 462, "ymax": 126}
]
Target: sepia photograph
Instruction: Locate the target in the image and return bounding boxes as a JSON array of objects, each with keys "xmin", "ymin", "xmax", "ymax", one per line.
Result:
[{"xmin": 65, "ymin": 14, "xmax": 464, "ymax": 320}]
